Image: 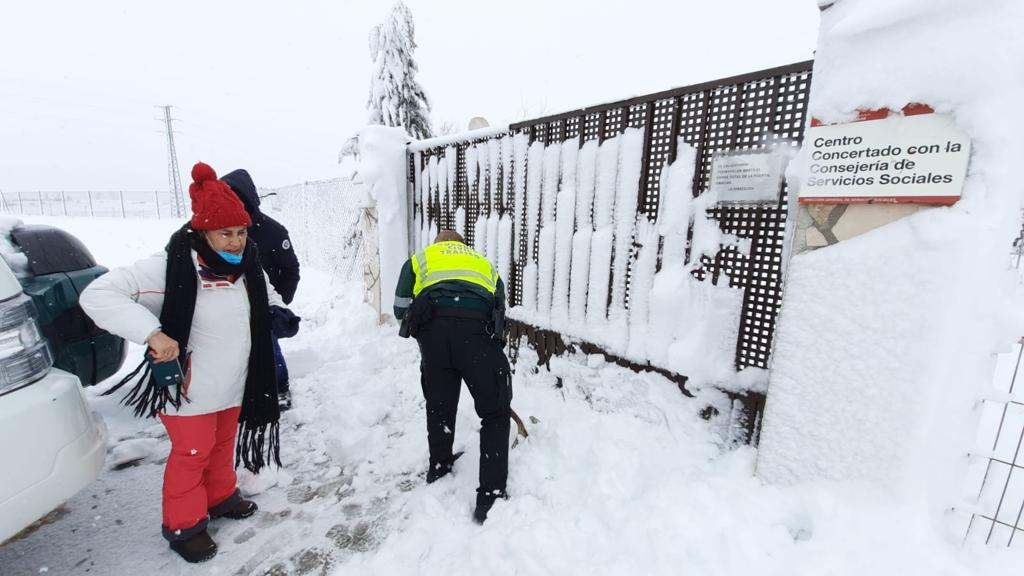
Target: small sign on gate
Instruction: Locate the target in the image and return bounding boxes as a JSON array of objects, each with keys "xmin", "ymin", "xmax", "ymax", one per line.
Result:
[{"xmin": 710, "ymin": 149, "xmax": 785, "ymax": 203}]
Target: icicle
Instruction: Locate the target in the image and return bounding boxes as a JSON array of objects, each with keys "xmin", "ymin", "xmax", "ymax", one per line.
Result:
[
  {"xmin": 466, "ymin": 145, "xmax": 479, "ymax": 209},
  {"xmin": 498, "ymin": 214, "xmax": 513, "ymax": 289},
  {"xmin": 477, "ymin": 143, "xmax": 489, "ymax": 211},
  {"xmin": 454, "ymin": 206, "xmax": 466, "ymax": 239},
  {"xmin": 552, "ymin": 139, "xmax": 579, "ymax": 323},
  {"xmin": 585, "ymin": 136, "xmax": 620, "ymax": 337},
  {"xmin": 488, "ymin": 139, "xmax": 500, "ymax": 213},
  {"xmin": 512, "ymin": 134, "xmax": 529, "ymax": 264},
  {"xmin": 474, "ymin": 215, "xmax": 487, "ymax": 255},
  {"xmin": 568, "ymin": 140, "xmax": 599, "ymax": 326},
  {"xmin": 608, "ymin": 127, "xmax": 645, "ymax": 328},
  {"xmin": 525, "ymin": 141, "xmax": 544, "ymax": 261},
  {"xmin": 649, "ymin": 140, "xmax": 697, "ymax": 366},
  {"xmin": 435, "ymin": 154, "xmax": 448, "ymax": 228},
  {"xmin": 501, "ymin": 136, "xmax": 514, "ymax": 211},
  {"xmin": 626, "ymin": 218, "xmax": 659, "ymax": 361},
  {"xmin": 537, "ymin": 143, "xmax": 561, "ymax": 316},
  {"xmin": 486, "ymin": 213, "xmax": 500, "ymax": 266}
]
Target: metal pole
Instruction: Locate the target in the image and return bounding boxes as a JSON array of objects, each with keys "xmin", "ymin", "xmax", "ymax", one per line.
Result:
[
  {"xmin": 61, "ymin": 191, "xmax": 67, "ymax": 216},
  {"xmin": 120, "ymin": 191, "xmax": 126, "ymax": 218},
  {"xmin": 155, "ymin": 191, "xmax": 161, "ymax": 219},
  {"xmin": 17, "ymin": 191, "xmax": 23, "ymax": 214},
  {"xmin": 88, "ymin": 191, "xmax": 94, "ymax": 216},
  {"xmin": 37, "ymin": 191, "xmax": 43, "ymax": 215}
]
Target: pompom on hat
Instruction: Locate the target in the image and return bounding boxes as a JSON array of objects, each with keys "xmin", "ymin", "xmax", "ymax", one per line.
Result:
[{"xmin": 188, "ymin": 162, "xmax": 252, "ymax": 230}]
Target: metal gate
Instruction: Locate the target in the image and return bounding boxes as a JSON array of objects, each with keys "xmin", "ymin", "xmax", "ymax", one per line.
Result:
[{"xmin": 408, "ymin": 61, "xmax": 813, "ymax": 443}]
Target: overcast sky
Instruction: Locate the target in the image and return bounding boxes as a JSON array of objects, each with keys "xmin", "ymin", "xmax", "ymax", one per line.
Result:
[{"xmin": 0, "ymin": 0, "xmax": 819, "ymax": 192}]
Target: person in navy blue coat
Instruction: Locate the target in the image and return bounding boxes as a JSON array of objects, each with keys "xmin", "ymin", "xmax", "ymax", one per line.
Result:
[{"xmin": 222, "ymin": 169, "xmax": 300, "ymax": 410}]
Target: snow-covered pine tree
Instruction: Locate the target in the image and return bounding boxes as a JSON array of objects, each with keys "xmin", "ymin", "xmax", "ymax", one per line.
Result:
[{"xmin": 367, "ymin": 1, "xmax": 433, "ymax": 140}]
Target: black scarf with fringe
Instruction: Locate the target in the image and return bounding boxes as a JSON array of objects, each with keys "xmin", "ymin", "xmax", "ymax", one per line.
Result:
[{"xmin": 103, "ymin": 225, "xmax": 281, "ymax": 473}]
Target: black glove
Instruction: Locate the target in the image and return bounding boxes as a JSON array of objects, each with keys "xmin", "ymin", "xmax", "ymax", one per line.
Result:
[{"xmin": 271, "ymin": 306, "xmax": 301, "ymax": 338}]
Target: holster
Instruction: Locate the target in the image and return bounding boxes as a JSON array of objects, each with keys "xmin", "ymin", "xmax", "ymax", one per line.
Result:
[
  {"xmin": 398, "ymin": 313, "xmax": 412, "ymax": 338},
  {"xmin": 491, "ymin": 305, "xmax": 506, "ymax": 346},
  {"xmin": 400, "ymin": 295, "xmax": 435, "ymax": 339}
]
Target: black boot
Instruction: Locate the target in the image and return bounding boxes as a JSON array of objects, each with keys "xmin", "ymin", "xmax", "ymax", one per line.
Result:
[
  {"xmin": 426, "ymin": 451, "xmax": 464, "ymax": 484},
  {"xmin": 169, "ymin": 529, "xmax": 218, "ymax": 563},
  {"xmin": 214, "ymin": 498, "xmax": 258, "ymax": 520},
  {"xmin": 473, "ymin": 490, "xmax": 508, "ymax": 524}
]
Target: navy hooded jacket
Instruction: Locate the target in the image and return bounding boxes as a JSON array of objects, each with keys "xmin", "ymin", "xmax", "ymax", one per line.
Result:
[{"xmin": 221, "ymin": 169, "xmax": 301, "ymax": 304}]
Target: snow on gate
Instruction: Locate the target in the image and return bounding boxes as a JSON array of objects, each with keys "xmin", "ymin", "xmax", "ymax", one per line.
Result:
[{"xmin": 407, "ymin": 62, "xmax": 813, "ymax": 444}]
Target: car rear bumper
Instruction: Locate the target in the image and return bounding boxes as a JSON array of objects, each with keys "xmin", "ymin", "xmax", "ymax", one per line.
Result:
[{"xmin": 0, "ymin": 369, "xmax": 107, "ymax": 545}]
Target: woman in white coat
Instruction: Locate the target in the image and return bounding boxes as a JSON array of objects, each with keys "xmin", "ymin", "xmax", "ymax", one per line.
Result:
[{"xmin": 81, "ymin": 162, "xmax": 285, "ymax": 563}]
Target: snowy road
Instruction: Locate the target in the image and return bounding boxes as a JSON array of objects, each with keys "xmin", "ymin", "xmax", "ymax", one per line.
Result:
[{"xmin": 0, "ymin": 217, "xmax": 1017, "ymax": 575}]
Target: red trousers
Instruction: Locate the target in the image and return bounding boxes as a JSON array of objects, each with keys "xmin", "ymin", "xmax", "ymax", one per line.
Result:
[{"xmin": 159, "ymin": 406, "xmax": 241, "ymax": 536}]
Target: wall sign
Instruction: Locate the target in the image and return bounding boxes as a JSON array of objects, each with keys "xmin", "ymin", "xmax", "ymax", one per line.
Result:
[
  {"xmin": 710, "ymin": 149, "xmax": 785, "ymax": 203},
  {"xmin": 800, "ymin": 106, "xmax": 971, "ymax": 205}
]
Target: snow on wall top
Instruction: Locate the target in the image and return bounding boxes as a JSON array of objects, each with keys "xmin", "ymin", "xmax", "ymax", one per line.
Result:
[{"xmin": 407, "ymin": 126, "xmax": 509, "ymax": 153}]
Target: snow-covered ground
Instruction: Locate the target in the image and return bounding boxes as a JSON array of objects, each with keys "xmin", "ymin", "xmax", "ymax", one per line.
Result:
[{"xmin": 0, "ymin": 216, "xmax": 1020, "ymax": 575}]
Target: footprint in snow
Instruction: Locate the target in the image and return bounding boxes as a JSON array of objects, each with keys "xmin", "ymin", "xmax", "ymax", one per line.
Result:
[
  {"xmin": 326, "ymin": 521, "xmax": 378, "ymax": 553},
  {"xmin": 234, "ymin": 527, "xmax": 257, "ymax": 544},
  {"xmin": 286, "ymin": 484, "xmax": 316, "ymax": 504}
]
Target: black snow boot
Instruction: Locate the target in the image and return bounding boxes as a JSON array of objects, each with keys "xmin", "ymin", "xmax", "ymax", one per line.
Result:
[
  {"xmin": 426, "ymin": 451, "xmax": 464, "ymax": 484},
  {"xmin": 215, "ymin": 498, "xmax": 259, "ymax": 520},
  {"xmin": 169, "ymin": 529, "xmax": 218, "ymax": 563},
  {"xmin": 473, "ymin": 489, "xmax": 508, "ymax": 525}
]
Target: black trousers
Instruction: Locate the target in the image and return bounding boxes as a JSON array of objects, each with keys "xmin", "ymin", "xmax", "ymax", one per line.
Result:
[{"xmin": 416, "ymin": 316, "xmax": 512, "ymax": 495}]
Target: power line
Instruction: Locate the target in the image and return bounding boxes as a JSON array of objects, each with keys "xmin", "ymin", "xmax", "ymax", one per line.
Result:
[{"xmin": 158, "ymin": 105, "xmax": 185, "ymax": 217}]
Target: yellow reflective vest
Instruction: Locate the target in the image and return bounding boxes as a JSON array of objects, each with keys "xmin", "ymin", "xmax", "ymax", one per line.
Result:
[{"xmin": 411, "ymin": 241, "xmax": 498, "ymax": 297}]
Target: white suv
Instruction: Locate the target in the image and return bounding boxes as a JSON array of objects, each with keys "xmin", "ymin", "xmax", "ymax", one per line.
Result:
[{"xmin": 0, "ymin": 224, "xmax": 109, "ymax": 545}]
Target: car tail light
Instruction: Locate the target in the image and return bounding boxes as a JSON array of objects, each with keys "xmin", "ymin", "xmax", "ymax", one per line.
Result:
[{"xmin": 0, "ymin": 293, "xmax": 52, "ymax": 396}]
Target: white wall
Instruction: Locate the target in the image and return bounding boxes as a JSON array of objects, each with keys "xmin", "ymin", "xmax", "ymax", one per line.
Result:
[{"xmin": 756, "ymin": 0, "xmax": 1024, "ymax": 539}]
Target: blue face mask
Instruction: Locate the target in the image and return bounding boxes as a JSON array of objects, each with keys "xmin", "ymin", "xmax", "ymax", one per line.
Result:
[{"xmin": 217, "ymin": 251, "xmax": 243, "ymax": 265}]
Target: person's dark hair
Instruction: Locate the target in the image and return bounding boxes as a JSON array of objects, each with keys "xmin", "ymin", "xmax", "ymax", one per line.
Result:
[{"xmin": 434, "ymin": 230, "xmax": 465, "ymax": 243}]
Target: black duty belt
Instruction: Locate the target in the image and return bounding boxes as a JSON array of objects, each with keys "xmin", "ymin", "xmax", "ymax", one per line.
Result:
[{"xmin": 432, "ymin": 306, "xmax": 490, "ymax": 321}]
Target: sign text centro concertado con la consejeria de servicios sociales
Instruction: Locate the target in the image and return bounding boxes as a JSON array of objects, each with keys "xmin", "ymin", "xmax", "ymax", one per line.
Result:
[{"xmin": 800, "ymin": 108, "xmax": 971, "ymax": 205}]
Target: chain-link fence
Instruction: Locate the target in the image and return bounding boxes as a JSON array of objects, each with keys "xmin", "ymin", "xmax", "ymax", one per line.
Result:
[
  {"xmin": 259, "ymin": 178, "xmax": 367, "ymax": 283},
  {"xmin": 0, "ymin": 190, "xmax": 181, "ymax": 219}
]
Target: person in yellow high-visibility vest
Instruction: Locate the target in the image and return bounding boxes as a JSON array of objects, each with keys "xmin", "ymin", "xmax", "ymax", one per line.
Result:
[{"xmin": 394, "ymin": 230, "xmax": 511, "ymax": 524}]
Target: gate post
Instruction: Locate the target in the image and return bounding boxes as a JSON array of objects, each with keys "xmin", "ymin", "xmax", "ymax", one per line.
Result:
[{"xmin": 359, "ymin": 201, "xmax": 384, "ymax": 324}]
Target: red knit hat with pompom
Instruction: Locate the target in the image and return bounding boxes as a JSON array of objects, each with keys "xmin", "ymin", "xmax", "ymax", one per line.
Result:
[{"xmin": 189, "ymin": 162, "xmax": 252, "ymax": 230}]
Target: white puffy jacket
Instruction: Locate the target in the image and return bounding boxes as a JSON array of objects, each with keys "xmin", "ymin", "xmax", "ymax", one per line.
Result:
[{"xmin": 80, "ymin": 250, "xmax": 283, "ymax": 417}]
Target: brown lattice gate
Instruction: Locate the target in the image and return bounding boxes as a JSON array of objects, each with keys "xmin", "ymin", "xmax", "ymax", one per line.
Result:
[{"xmin": 408, "ymin": 61, "xmax": 813, "ymax": 443}]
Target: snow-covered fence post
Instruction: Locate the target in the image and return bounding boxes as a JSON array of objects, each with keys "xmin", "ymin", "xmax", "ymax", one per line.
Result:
[
  {"xmin": 755, "ymin": 0, "xmax": 1024, "ymax": 542},
  {"xmin": 359, "ymin": 202, "xmax": 383, "ymax": 323},
  {"xmin": 355, "ymin": 126, "xmax": 410, "ymax": 324}
]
